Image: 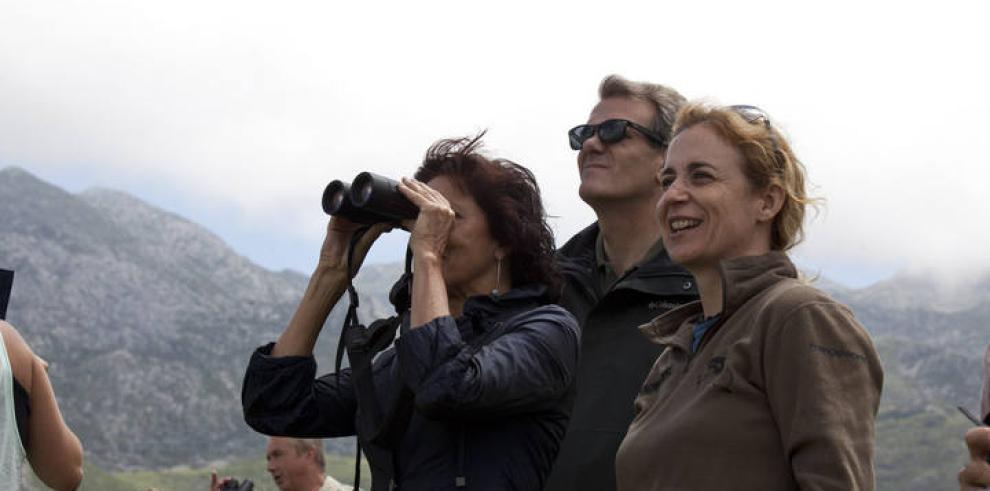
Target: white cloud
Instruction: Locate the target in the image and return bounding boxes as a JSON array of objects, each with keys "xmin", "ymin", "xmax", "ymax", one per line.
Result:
[{"xmin": 1, "ymin": 0, "xmax": 987, "ymax": 286}]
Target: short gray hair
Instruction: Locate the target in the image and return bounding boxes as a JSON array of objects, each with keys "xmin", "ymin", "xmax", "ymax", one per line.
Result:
[
  {"xmin": 598, "ymin": 74, "xmax": 686, "ymax": 147},
  {"xmin": 290, "ymin": 438, "xmax": 325, "ymax": 472}
]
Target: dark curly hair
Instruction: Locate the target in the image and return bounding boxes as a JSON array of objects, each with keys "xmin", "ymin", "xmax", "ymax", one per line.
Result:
[{"xmin": 414, "ymin": 132, "xmax": 561, "ymax": 299}]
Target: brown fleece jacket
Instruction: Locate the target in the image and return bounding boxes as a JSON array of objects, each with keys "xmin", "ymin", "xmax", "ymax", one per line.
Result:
[{"xmin": 615, "ymin": 252, "xmax": 883, "ymax": 491}]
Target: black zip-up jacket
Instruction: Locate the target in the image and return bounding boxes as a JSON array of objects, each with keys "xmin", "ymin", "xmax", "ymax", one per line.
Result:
[
  {"xmin": 543, "ymin": 224, "xmax": 697, "ymax": 491},
  {"xmin": 242, "ymin": 285, "xmax": 580, "ymax": 491}
]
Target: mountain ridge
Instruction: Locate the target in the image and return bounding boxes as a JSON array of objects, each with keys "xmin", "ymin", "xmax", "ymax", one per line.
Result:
[{"xmin": 1, "ymin": 166, "xmax": 381, "ymax": 468}]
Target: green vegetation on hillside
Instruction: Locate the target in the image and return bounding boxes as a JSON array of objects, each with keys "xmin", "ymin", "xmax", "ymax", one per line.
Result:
[
  {"xmin": 21, "ymin": 454, "xmax": 370, "ymax": 491},
  {"xmin": 115, "ymin": 453, "xmax": 368, "ymax": 491},
  {"xmin": 875, "ymin": 407, "xmax": 973, "ymax": 491},
  {"xmin": 23, "ymin": 461, "xmax": 133, "ymax": 491},
  {"xmin": 108, "ymin": 454, "xmax": 368, "ymax": 491}
]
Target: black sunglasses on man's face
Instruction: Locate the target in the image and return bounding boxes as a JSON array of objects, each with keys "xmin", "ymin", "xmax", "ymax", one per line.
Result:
[{"xmin": 568, "ymin": 119, "xmax": 665, "ymax": 151}]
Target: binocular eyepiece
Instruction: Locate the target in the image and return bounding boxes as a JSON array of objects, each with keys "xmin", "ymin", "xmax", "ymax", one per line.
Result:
[{"xmin": 322, "ymin": 172, "xmax": 419, "ymax": 224}]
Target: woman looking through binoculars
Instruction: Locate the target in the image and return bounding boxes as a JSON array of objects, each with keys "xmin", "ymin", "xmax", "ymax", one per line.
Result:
[{"xmin": 242, "ymin": 135, "xmax": 579, "ymax": 491}]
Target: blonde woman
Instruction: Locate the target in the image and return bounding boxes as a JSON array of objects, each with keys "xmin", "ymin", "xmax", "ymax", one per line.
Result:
[{"xmin": 615, "ymin": 103, "xmax": 883, "ymax": 490}]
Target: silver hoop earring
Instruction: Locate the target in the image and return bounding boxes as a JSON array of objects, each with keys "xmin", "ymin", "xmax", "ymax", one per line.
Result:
[{"xmin": 492, "ymin": 257, "xmax": 502, "ymax": 296}]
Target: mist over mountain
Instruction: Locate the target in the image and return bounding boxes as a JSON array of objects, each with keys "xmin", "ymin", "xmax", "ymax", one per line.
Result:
[
  {"xmin": 1, "ymin": 166, "xmax": 984, "ymax": 489},
  {"xmin": 824, "ymin": 273, "xmax": 987, "ymax": 408}
]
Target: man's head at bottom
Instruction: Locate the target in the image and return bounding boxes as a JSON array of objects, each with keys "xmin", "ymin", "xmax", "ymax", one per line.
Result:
[{"xmin": 266, "ymin": 437, "xmax": 326, "ymax": 491}]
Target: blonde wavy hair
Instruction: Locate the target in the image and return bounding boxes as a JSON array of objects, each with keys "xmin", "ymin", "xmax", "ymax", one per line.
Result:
[{"xmin": 671, "ymin": 103, "xmax": 818, "ymax": 251}]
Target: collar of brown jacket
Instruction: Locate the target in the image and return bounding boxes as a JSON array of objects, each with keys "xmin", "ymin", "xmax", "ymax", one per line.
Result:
[{"xmin": 639, "ymin": 251, "xmax": 798, "ymax": 346}]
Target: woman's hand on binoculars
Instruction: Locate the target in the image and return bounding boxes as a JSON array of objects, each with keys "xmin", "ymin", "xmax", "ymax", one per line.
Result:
[
  {"xmin": 318, "ymin": 217, "xmax": 391, "ymax": 277},
  {"xmin": 398, "ymin": 177, "xmax": 454, "ymax": 261}
]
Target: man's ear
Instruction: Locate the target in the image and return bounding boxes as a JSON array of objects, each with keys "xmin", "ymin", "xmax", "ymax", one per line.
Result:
[
  {"xmin": 654, "ymin": 152, "xmax": 666, "ymax": 175},
  {"xmin": 757, "ymin": 183, "xmax": 785, "ymax": 222}
]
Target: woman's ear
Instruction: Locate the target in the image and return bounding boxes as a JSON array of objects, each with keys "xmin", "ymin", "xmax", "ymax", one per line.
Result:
[
  {"xmin": 758, "ymin": 183, "xmax": 785, "ymax": 222},
  {"xmin": 493, "ymin": 245, "xmax": 508, "ymax": 261}
]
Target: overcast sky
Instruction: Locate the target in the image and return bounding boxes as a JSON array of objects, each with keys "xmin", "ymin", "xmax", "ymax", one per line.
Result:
[{"xmin": 1, "ymin": 1, "xmax": 986, "ymax": 288}]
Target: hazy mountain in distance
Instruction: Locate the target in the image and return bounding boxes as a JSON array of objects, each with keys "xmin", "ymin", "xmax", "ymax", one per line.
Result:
[
  {"xmin": 847, "ymin": 270, "xmax": 990, "ymax": 314},
  {"xmin": 0, "ymin": 166, "xmax": 398, "ymax": 469},
  {"xmin": 814, "ymin": 274, "xmax": 985, "ymax": 490}
]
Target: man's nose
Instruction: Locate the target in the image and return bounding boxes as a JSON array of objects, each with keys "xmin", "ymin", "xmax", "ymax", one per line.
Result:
[{"xmin": 580, "ymin": 131, "xmax": 605, "ymax": 153}]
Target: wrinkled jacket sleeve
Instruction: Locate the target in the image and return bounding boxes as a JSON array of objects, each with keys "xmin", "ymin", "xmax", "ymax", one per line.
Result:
[
  {"xmin": 396, "ymin": 305, "xmax": 579, "ymax": 419},
  {"xmin": 764, "ymin": 300, "xmax": 884, "ymax": 491},
  {"xmin": 242, "ymin": 342, "xmax": 357, "ymax": 437}
]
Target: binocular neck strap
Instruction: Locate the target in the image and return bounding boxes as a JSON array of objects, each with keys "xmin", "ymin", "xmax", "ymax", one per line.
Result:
[
  {"xmin": 337, "ymin": 231, "xmax": 413, "ymax": 491},
  {"xmin": 334, "ymin": 225, "xmax": 372, "ymax": 377},
  {"xmin": 405, "ymin": 244, "xmax": 413, "ymax": 276},
  {"xmin": 345, "ymin": 225, "xmax": 372, "ymax": 310}
]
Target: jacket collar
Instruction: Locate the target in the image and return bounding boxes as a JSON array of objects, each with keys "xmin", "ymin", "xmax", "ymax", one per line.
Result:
[
  {"xmin": 640, "ymin": 251, "xmax": 797, "ymax": 345},
  {"xmin": 556, "ymin": 222, "xmax": 693, "ymax": 294},
  {"xmin": 556, "ymin": 222, "xmax": 600, "ymax": 273},
  {"xmin": 460, "ymin": 284, "xmax": 549, "ymax": 326}
]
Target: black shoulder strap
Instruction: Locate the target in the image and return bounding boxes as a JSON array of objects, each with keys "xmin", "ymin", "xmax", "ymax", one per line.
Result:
[
  {"xmin": 0, "ymin": 269, "xmax": 12, "ymax": 320},
  {"xmin": 335, "ymin": 236, "xmax": 414, "ymax": 490},
  {"xmin": 333, "ymin": 226, "xmax": 371, "ymax": 377}
]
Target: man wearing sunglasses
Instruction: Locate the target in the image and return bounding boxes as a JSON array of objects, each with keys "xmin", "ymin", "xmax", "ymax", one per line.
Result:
[{"xmin": 545, "ymin": 75, "xmax": 698, "ymax": 491}]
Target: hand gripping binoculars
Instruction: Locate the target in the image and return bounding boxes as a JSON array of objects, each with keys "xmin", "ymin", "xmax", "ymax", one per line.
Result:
[{"xmin": 322, "ymin": 172, "xmax": 418, "ymax": 224}]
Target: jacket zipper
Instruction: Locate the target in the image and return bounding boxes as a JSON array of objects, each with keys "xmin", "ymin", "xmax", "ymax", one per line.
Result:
[{"xmin": 684, "ymin": 314, "xmax": 728, "ymax": 368}]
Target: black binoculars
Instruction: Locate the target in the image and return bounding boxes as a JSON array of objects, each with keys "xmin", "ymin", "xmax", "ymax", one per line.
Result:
[
  {"xmin": 219, "ymin": 479, "xmax": 254, "ymax": 491},
  {"xmin": 322, "ymin": 172, "xmax": 419, "ymax": 224}
]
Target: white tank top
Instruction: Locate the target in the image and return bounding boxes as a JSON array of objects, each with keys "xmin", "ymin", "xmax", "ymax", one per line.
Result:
[{"xmin": 0, "ymin": 333, "xmax": 26, "ymax": 491}]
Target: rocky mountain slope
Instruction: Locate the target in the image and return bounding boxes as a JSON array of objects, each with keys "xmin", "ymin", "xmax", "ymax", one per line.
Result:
[
  {"xmin": 0, "ymin": 167, "xmax": 395, "ymax": 468},
  {"xmin": 824, "ymin": 280, "xmax": 986, "ymax": 490}
]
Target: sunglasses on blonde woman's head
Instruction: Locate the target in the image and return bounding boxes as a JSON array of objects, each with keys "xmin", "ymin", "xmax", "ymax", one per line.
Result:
[
  {"xmin": 729, "ymin": 105, "xmax": 772, "ymax": 129},
  {"xmin": 568, "ymin": 119, "xmax": 666, "ymax": 151},
  {"xmin": 729, "ymin": 105, "xmax": 780, "ymax": 156}
]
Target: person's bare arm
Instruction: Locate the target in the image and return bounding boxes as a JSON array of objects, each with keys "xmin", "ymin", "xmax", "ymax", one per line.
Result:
[
  {"xmin": 1, "ymin": 321, "xmax": 83, "ymax": 491},
  {"xmin": 209, "ymin": 469, "xmax": 235, "ymax": 491},
  {"xmin": 959, "ymin": 427, "xmax": 990, "ymax": 490},
  {"xmin": 271, "ymin": 219, "xmax": 389, "ymax": 357},
  {"xmin": 397, "ymin": 177, "xmax": 453, "ymax": 327}
]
